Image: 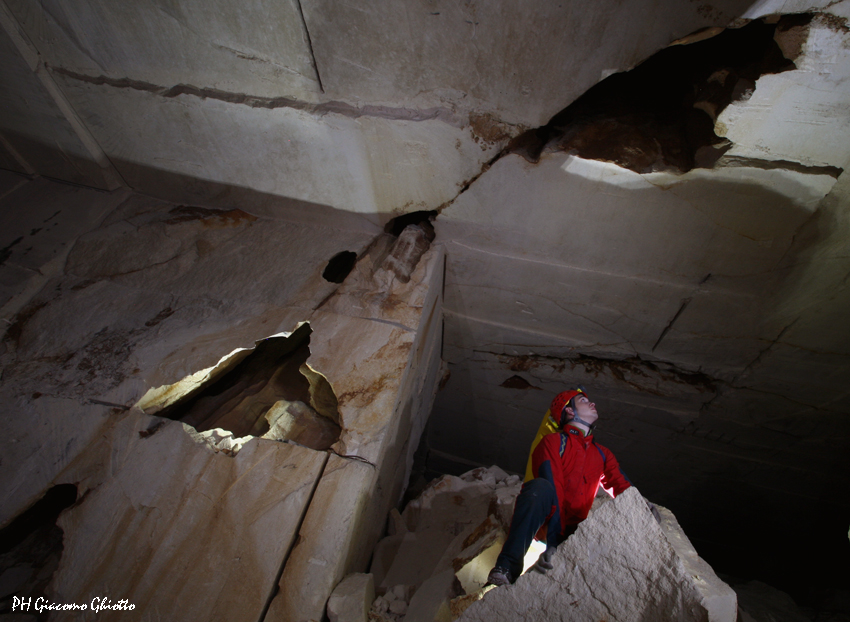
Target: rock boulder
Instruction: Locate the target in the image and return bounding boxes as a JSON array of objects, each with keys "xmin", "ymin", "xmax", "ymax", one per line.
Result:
[{"xmin": 459, "ymin": 487, "xmax": 736, "ymax": 622}]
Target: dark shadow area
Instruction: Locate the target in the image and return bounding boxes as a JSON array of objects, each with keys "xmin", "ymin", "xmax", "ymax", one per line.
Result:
[
  {"xmin": 499, "ymin": 374, "xmax": 541, "ymax": 390},
  {"xmin": 156, "ymin": 323, "xmax": 341, "ymax": 449},
  {"xmin": 385, "ymin": 210, "xmax": 437, "ymax": 239},
  {"xmin": 668, "ymin": 463, "xmax": 850, "ymax": 614},
  {"xmin": 0, "ymin": 484, "xmax": 77, "ymax": 617},
  {"xmin": 509, "ymin": 15, "xmax": 810, "ymax": 173},
  {"xmin": 322, "ymin": 250, "xmax": 357, "ymax": 283}
]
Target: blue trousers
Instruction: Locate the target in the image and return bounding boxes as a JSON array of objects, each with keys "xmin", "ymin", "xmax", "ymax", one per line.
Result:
[{"xmin": 494, "ymin": 478, "xmax": 576, "ymax": 580}]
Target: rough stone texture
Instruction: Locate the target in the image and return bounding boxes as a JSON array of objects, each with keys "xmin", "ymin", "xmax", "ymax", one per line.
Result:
[
  {"xmin": 328, "ymin": 573, "xmax": 375, "ymax": 622},
  {"xmin": 365, "ymin": 467, "xmax": 521, "ymax": 621},
  {"xmin": 267, "ymin": 242, "xmax": 445, "ymax": 622},
  {"xmin": 0, "ymin": 174, "xmax": 443, "ymax": 622},
  {"xmin": 50, "ymin": 411, "xmax": 327, "ymax": 622},
  {"xmin": 459, "ymin": 487, "xmax": 736, "ymax": 622},
  {"xmin": 3, "ymin": 0, "xmax": 320, "ymax": 101},
  {"xmin": 0, "ymin": 182, "xmax": 379, "ymax": 527},
  {"xmin": 3, "ymin": 0, "xmax": 762, "ymax": 203},
  {"xmin": 3, "ymin": 0, "xmax": 850, "ymax": 610},
  {"xmin": 717, "ymin": 16, "xmax": 850, "ymax": 170},
  {"xmin": 48, "ymin": 78, "xmax": 503, "ymax": 216},
  {"xmin": 430, "ymin": 148, "xmax": 850, "ymax": 592}
]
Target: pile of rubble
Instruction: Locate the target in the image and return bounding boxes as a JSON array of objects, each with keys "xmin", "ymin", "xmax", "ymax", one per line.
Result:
[
  {"xmin": 324, "ymin": 465, "xmax": 521, "ymax": 622},
  {"xmin": 326, "ymin": 464, "xmax": 744, "ymax": 622},
  {"xmin": 368, "ymin": 466, "xmax": 522, "ymax": 622}
]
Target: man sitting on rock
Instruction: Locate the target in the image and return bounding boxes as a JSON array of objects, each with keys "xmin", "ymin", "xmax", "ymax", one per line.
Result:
[{"xmin": 486, "ymin": 388, "xmax": 632, "ymax": 586}]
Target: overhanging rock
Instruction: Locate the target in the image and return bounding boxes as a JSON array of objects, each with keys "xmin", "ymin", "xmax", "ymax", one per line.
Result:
[{"xmin": 459, "ymin": 487, "xmax": 736, "ymax": 622}]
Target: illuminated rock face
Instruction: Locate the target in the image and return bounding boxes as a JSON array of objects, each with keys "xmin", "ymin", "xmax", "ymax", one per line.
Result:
[
  {"xmin": 459, "ymin": 488, "xmax": 737, "ymax": 622},
  {"xmin": 0, "ymin": 177, "xmax": 444, "ymax": 621}
]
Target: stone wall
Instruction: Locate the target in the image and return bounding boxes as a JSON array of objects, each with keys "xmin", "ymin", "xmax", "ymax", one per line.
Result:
[{"xmin": 0, "ymin": 172, "xmax": 444, "ymax": 621}]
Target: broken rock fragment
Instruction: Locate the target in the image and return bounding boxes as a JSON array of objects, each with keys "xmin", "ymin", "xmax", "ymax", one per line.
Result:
[
  {"xmin": 328, "ymin": 573, "xmax": 375, "ymax": 622},
  {"xmin": 368, "ymin": 466, "xmax": 522, "ymax": 621},
  {"xmin": 458, "ymin": 487, "xmax": 736, "ymax": 622}
]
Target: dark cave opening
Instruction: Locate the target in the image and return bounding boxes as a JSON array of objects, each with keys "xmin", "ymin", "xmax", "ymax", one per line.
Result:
[
  {"xmin": 322, "ymin": 250, "xmax": 358, "ymax": 283},
  {"xmin": 0, "ymin": 484, "xmax": 77, "ymax": 616},
  {"xmin": 155, "ymin": 324, "xmax": 341, "ymax": 450},
  {"xmin": 509, "ymin": 15, "xmax": 811, "ymax": 173},
  {"xmin": 384, "ymin": 210, "xmax": 437, "ymax": 239}
]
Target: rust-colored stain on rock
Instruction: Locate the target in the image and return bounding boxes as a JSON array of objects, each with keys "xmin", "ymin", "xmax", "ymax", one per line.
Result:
[
  {"xmin": 500, "ymin": 374, "xmax": 541, "ymax": 390},
  {"xmin": 165, "ymin": 206, "xmax": 258, "ymax": 228}
]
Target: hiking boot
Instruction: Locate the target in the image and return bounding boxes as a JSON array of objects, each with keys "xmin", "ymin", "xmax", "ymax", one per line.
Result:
[{"xmin": 486, "ymin": 566, "xmax": 513, "ymax": 587}]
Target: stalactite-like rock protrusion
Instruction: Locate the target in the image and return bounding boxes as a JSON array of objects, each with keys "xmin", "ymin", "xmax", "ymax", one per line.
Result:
[
  {"xmin": 382, "ymin": 224, "xmax": 434, "ymax": 284},
  {"xmin": 508, "ymin": 16, "xmax": 809, "ymax": 174},
  {"xmin": 380, "ymin": 211, "xmax": 437, "ymax": 284}
]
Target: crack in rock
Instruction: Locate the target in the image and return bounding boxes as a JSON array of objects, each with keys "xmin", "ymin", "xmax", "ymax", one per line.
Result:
[{"xmin": 49, "ymin": 65, "xmax": 462, "ymax": 125}]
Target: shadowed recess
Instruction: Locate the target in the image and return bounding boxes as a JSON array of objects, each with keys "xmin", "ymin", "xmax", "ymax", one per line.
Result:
[
  {"xmin": 385, "ymin": 210, "xmax": 438, "ymax": 239},
  {"xmin": 0, "ymin": 484, "xmax": 77, "ymax": 609},
  {"xmin": 509, "ymin": 15, "xmax": 809, "ymax": 173},
  {"xmin": 322, "ymin": 250, "xmax": 358, "ymax": 283},
  {"xmin": 156, "ymin": 324, "xmax": 341, "ymax": 449}
]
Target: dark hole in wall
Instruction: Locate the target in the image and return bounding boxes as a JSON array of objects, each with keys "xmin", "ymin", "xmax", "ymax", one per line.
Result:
[
  {"xmin": 385, "ymin": 210, "xmax": 437, "ymax": 240},
  {"xmin": 500, "ymin": 375, "xmax": 541, "ymax": 390},
  {"xmin": 0, "ymin": 484, "xmax": 77, "ymax": 614},
  {"xmin": 322, "ymin": 251, "xmax": 357, "ymax": 283},
  {"xmin": 0, "ymin": 485, "xmax": 77, "ymax": 555},
  {"xmin": 509, "ymin": 15, "xmax": 810, "ymax": 173},
  {"xmin": 156, "ymin": 324, "xmax": 341, "ymax": 449}
]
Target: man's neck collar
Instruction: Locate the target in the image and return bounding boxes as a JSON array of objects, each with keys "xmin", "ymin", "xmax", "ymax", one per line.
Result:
[{"xmin": 566, "ymin": 421, "xmax": 592, "ymax": 437}]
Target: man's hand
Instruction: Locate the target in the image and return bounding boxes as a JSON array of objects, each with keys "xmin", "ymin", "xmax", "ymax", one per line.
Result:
[{"xmin": 533, "ymin": 546, "xmax": 555, "ymax": 573}]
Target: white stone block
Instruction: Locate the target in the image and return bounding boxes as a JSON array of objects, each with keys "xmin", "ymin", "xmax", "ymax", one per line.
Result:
[{"xmin": 327, "ymin": 573, "xmax": 375, "ymax": 622}]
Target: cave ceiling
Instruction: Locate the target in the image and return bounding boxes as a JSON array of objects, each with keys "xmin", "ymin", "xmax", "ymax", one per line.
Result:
[{"xmin": 2, "ymin": 0, "xmax": 850, "ymax": 597}]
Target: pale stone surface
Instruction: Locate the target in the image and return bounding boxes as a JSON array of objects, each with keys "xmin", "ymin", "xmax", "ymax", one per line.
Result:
[
  {"xmin": 301, "ymin": 0, "xmax": 755, "ymax": 127},
  {"xmin": 459, "ymin": 487, "xmax": 736, "ymax": 622},
  {"xmin": 0, "ymin": 185, "xmax": 378, "ymax": 526},
  {"xmin": 3, "ymin": 0, "xmax": 850, "ymax": 614},
  {"xmin": 0, "ymin": 175, "xmax": 444, "ymax": 622},
  {"xmin": 367, "ymin": 467, "xmax": 520, "ymax": 619},
  {"xmin": 4, "ymin": 0, "xmax": 321, "ymax": 100},
  {"xmin": 49, "ymin": 410, "xmax": 327, "ymax": 622},
  {"xmin": 328, "ymin": 573, "xmax": 376, "ymax": 622},
  {"xmin": 265, "ymin": 240, "xmax": 444, "ymax": 621},
  {"xmin": 404, "ymin": 569, "xmax": 455, "ymax": 622},
  {"xmin": 2, "ymin": 0, "xmax": 767, "ymax": 209},
  {"xmin": 49, "ymin": 78, "xmax": 504, "ymax": 216},
  {"xmin": 718, "ymin": 17, "xmax": 850, "ymax": 169},
  {"xmin": 269, "ymin": 454, "xmax": 375, "ymax": 622}
]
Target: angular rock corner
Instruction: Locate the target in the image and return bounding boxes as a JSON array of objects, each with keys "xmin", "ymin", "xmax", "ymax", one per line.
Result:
[
  {"xmin": 365, "ymin": 465, "xmax": 523, "ymax": 622},
  {"xmin": 460, "ymin": 487, "xmax": 737, "ymax": 622},
  {"xmin": 351, "ymin": 467, "xmax": 735, "ymax": 622}
]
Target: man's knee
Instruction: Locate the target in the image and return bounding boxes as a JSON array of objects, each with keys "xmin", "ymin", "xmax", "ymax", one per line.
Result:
[{"xmin": 520, "ymin": 478, "xmax": 556, "ymax": 502}]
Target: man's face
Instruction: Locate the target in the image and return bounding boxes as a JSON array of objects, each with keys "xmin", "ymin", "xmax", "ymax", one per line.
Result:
[{"xmin": 567, "ymin": 394, "xmax": 598, "ymax": 425}]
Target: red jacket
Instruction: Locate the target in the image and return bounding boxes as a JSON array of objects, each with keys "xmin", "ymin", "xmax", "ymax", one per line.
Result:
[{"xmin": 531, "ymin": 426, "xmax": 631, "ymax": 533}]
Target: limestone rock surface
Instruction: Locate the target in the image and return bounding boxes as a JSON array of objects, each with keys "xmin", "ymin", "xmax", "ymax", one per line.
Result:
[
  {"xmin": 459, "ymin": 487, "xmax": 736, "ymax": 622},
  {"xmin": 367, "ymin": 466, "xmax": 522, "ymax": 621},
  {"xmin": 49, "ymin": 411, "xmax": 328, "ymax": 622},
  {"xmin": 328, "ymin": 573, "xmax": 376, "ymax": 622}
]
